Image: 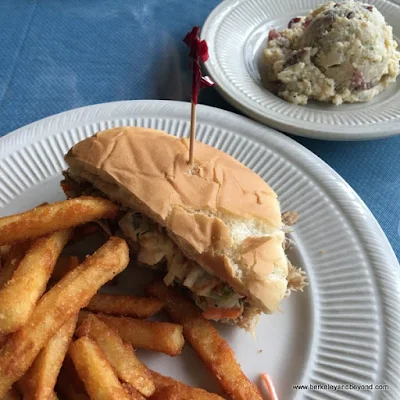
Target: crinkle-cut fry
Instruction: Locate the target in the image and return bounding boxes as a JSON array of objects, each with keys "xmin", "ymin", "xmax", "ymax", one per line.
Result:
[
  {"xmin": 0, "ymin": 229, "xmax": 72, "ymax": 334},
  {"xmin": 79, "ymin": 311, "xmax": 184, "ymax": 356},
  {"xmin": 0, "ymin": 237, "xmax": 129, "ymax": 397},
  {"xmin": 19, "ymin": 314, "xmax": 78, "ymax": 400},
  {"xmin": 122, "ymin": 383, "xmax": 146, "ymax": 400},
  {"xmin": 0, "ymin": 242, "xmax": 31, "ymax": 289},
  {"xmin": 56, "ymin": 356, "xmax": 89, "ymax": 400},
  {"xmin": 146, "ymin": 282, "xmax": 263, "ymax": 400},
  {"xmin": 150, "ymin": 371, "xmax": 225, "ymax": 400},
  {"xmin": 51, "ymin": 255, "xmax": 80, "ymax": 283},
  {"xmin": 0, "ymin": 197, "xmax": 119, "ymax": 245},
  {"xmin": 86, "ymin": 293, "xmax": 164, "ymax": 318},
  {"xmin": 76, "ymin": 314, "xmax": 155, "ymax": 396},
  {"xmin": 69, "ymin": 337, "xmax": 131, "ymax": 400},
  {"xmin": 3, "ymin": 387, "xmax": 20, "ymax": 400}
]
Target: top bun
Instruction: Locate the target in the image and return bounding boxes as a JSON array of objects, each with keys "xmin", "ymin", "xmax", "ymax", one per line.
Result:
[{"xmin": 65, "ymin": 127, "xmax": 289, "ymax": 313}]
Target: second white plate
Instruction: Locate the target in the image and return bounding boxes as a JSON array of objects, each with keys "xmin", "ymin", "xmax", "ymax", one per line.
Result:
[{"xmin": 201, "ymin": 0, "xmax": 400, "ymax": 140}]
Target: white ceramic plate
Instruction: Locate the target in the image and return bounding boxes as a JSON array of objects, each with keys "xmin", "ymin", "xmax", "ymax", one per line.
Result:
[
  {"xmin": 201, "ymin": 0, "xmax": 400, "ymax": 140},
  {"xmin": 0, "ymin": 100, "xmax": 399, "ymax": 399}
]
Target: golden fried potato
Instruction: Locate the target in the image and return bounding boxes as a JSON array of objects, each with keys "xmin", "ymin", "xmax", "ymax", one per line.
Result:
[
  {"xmin": 86, "ymin": 293, "xmax": 163, "ymax": 318},
  {"xmin": 69, "ymin": 337, "xmax": 130, "ymax": 400},
  {"xmin": 0, "ymin": 229, "xmax": 72, "ymax": 334},
  {"xmin": 146, "ymin": 282, "xmax": 263, "ymax": 400},
  {"xmin": 80, "ymin": 311, "xmax": 184, "ymax": 356},
  {"xmin": 121, "ymin": 383, "xmax": 146, "ymax": 400},
  {"xmin": 0, "ymin": 237, "xmax": 129, "ymax": 397},
  {"xmin": 76, "ymin": 313, "xmax": 155, "ymax": 397},
  {"xmin": 0, "ymin": 197, "xmax": 118, "ymax": 245},
  {"xmin": 0, "ymin": 242, "xmax": 30, "ymax": 288},
  {"xmin": 150, "ymin": 371, "xmax": 225, "ymax": 400},
  {"xmin": 56, "ymin": 356, "xmax": 89, "ymax": 400},
  {"xmin": 19, "ymin": 315, "xmax": 78, "ymax": 400}
]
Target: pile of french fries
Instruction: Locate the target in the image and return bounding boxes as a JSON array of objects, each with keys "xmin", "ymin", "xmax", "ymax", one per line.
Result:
[{"xmin": 0, "ymin": 197, "xmax": 264, "ymax": 400}]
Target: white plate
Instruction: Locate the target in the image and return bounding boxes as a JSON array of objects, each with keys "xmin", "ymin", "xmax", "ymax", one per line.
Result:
[
  {"xmin": 201, "ymin": 0, "xmax": 400, "ymax": 140},
  {"xmin": 0, "ymin": 100, "xmax": 399, "ymax": 399}
]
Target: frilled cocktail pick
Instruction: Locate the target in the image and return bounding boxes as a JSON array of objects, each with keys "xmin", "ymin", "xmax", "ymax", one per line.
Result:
[{"xmin": 183, "ymin": 26, "xmax": 215, "ymax": 167}]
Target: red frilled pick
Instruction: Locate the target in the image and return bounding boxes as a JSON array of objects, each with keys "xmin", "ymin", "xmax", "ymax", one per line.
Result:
[
  {"xmin": 183, "ymin": 26, "xmax": 214, "ymax": 104},
  {"xmin": 184, "ymin": 26, "xmax": 214, "ymax": 167}
]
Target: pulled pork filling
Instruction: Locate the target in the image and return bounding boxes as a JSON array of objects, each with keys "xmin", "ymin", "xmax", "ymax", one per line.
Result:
[
  {"xmin": 62, "ymin": 172, "xmax": 307, "ymax": 322},
  {"xmin": 61, "ymin": 172, "xmax": 247, "ymax": 320},
  {"xmin": 118, "ymin": 212, "xmax": 246, "ymax": 318}
]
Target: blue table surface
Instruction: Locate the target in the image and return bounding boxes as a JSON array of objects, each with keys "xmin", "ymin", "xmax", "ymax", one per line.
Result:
[{"xmin": 0, "ymin": 0, "xmax": 398, "ymax": 260}]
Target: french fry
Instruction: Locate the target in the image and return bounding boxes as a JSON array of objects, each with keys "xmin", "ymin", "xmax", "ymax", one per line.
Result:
[
  {"xmin": 0, "ymin": 242, "xmax": 31, "ymax": 288},
  {"xmin": 122, "ymin": 383, "xmax": 146, "ymax": 400},
  {"xmin": 150, "ymin": 384, "xmax": 224, "ymax": 400},
  {"xmin": 0, "ymin": 237, "xmax": 129, "ymax": 396},
  {"xmin": 57, "ymin": 358, "xmax": 141, "ymax": 400},
  {"xmin": 69, "ymin": 337, "xmax": 131, "ymax": 400},
  {"xmin": 56, "ymin": 356, "xmax": 89, "ymax": 400},
  {"xmin": 80, "ymin": 311, "xmax": 184, "ymax": 356},
  {"xmin": 19, "ymin": 314, "xmax": 78, "ymax": 400},
  {"xmin": 0, "ymin": 229, "xmax": 72, "ymax": 334},
  {"xmin": 150, "ymin": 370, "xmax": 195, "ymax": 391},
  {"xmin": 150, "ymin": 371, "xmax": 225, "ymax": 400},
  {"xmin": 76, "ymin": 313, "xmax": 155, "ymax": 397},
  {"xmin": 146, "ymin": 282, "xmax": 263, "ymax": 400},
  {"xmin": 32, "ymin": 391, "xmax": 58, "ymax": 400},
  {"xmin": 0, "ymin": 204, "xmax": 46, "ymax": 283},
  {"xmin": 86, "ymin": 293, "xmax": 163, "ymax": 318},
  {"xmin": 0, "ymin": 197, "xmax": 118, "ymax": 245},
  {"xmin": 51, "ymin": 255, "xmax": 80, "ymax": 283}
]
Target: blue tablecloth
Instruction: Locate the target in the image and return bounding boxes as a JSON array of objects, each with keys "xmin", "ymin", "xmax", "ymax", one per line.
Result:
[{"xmin": 0, "ymin": 0, "xmax": 398, "ymax": 259}]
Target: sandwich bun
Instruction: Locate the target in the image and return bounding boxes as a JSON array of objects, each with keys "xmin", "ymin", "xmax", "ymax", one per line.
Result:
[{"xmin": 65, "ymin": 127, "xmax": 289, "ymax": 313}]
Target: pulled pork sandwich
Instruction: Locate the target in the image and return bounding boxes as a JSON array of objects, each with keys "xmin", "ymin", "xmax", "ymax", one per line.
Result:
[{"xmin": 62, "ymin": 127, "xmax": 306, "ymax": 332}]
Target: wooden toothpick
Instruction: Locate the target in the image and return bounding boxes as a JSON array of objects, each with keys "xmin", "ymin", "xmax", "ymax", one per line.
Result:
[
  {"xmin": 183, "ymin": 26, "xmax": 214, "ymax": 167},
  {"xmin": 189, "ymin": 101, "xmax": 197, "ymax": 166}
]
